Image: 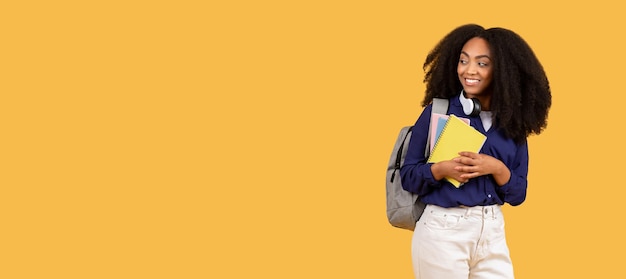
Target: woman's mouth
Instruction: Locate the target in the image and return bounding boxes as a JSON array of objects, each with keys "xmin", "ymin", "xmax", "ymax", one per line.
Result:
[{"xmin": 465, "ymin": 78, "xmax": 480, "ymax": 85}]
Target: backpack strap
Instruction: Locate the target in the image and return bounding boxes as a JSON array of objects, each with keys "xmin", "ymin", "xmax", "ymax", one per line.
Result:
[
  {"xmin": 432, "ymin": 97, "xmax": 449, "ymax": 115},
  {"xmin": 390, "ymin": 126, "xmax": 412, "ymax": 183},
  {"xmin": 425, "ymin": 98, "xmax": 449, "ymax": 157}
]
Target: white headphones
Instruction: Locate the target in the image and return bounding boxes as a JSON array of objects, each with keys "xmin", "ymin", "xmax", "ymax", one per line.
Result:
[{"xmin": 460, "ymin": 91, "xmax": 482, "ymax": 117}]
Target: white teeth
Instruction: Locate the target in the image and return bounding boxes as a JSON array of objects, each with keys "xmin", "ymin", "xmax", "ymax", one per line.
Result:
[{"xmin": 466, "ymin": 79, "xmax": 479, "ymax": 84}]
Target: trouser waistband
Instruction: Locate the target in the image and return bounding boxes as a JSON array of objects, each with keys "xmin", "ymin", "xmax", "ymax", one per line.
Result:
[{"xmin": 426, "ymin": 204, "xmax": 501, "ymax": 219}]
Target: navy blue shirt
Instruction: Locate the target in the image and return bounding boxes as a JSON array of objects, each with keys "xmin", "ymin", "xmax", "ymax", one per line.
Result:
[{"xmin": 400, "ymin": 96, "xmax": 528, "ymax": 208}]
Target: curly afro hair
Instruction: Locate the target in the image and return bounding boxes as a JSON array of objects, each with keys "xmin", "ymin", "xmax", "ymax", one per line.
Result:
[{"xmin": 422, "ymin": 24, "xmax": 551, "ymax": 144}]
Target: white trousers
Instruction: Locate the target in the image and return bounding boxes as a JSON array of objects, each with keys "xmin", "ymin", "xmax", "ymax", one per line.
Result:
[{"xmin": 412, "ymin": 204, "xmax": 514, "ymax": 279}]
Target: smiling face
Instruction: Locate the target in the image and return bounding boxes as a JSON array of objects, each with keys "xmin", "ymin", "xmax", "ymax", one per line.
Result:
[{"xmin": 457, "ymin": 37, "xmax": 493, "ymax": 99}]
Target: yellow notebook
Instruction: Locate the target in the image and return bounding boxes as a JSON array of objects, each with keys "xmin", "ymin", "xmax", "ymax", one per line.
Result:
[{"xmin": 427, "ymin": 114, "xmax": 487, "ymax": 187}]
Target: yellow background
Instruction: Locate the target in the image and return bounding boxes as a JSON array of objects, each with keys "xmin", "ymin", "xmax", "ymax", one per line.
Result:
[{"xmin": 2, "ymin": 0, "xmax": 624, "ymax": 278}]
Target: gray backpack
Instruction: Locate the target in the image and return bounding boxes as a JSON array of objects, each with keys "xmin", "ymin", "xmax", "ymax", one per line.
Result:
[{"xmin": 386, "ymin": 98, "xmax": 448, "ymax": 230}]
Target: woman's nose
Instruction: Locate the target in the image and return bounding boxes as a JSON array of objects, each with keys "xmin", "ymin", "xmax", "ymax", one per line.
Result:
[{"xmin": 467, "ymin": 63, "xmax": 478, "ymax": 74}]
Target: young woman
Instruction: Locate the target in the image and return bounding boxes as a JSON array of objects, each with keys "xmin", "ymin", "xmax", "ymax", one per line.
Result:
[{"xmin": 400, "ymin": 24, "xmax": 551, "ymax": 279}]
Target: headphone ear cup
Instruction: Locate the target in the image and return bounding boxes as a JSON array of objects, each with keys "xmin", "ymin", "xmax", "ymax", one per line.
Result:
[{"xmin": 469, "ymin": 98, "xmax": 481, "ymax": 117}]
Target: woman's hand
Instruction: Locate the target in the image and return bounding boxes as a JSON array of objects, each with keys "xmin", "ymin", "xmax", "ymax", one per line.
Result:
[
  {"xmin": 452, "ymin": 152, "xmax": 511, "ymax": 186},
  {"xmin": 430, "ymin": 159, "xmax": 473, "ymax": 185}
]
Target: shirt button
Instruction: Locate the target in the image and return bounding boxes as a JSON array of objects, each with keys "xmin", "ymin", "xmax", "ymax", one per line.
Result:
[{"xmin": 487, "ymin": 194, "xmax": 492, "ymax": 198}]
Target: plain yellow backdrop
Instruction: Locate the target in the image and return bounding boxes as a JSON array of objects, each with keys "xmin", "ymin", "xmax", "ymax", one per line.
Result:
[{"xmin": 2, "ymin": 0, "xmax": 624, "ymax": 278}]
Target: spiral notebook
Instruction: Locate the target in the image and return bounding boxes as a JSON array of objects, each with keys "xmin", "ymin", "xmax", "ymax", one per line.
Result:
[
  {"xmin": 429, "ymin": 113, "xmax": 470, "ymax": 153},
  {"xmin": 427, "ymin": 114, "xmax": 486, "ymax": 187}
]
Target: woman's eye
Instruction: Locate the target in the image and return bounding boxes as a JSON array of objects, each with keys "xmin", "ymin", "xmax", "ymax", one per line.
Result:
[
  {"xmin": 478, "ymin": 62, "xmax": 488, "ymax": 67},
  {"xmin": 459, "ymin": 59, "xmax": 467, "ymax": 64}
]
